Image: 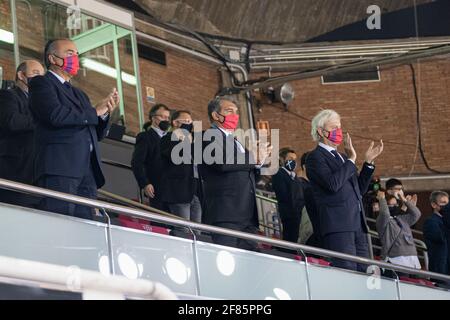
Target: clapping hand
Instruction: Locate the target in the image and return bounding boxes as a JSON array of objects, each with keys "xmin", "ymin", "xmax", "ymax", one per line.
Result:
[
  {"xmin": 343, "ymin": 133, "xmax": 356, "ymax": 162},
  {"xmin": 365, "ymin": 140, "xmax": 384, "ymax": 164},
  {"xmin": 95, "ymin": 88, "xmax": 119, "ymax": 116}
]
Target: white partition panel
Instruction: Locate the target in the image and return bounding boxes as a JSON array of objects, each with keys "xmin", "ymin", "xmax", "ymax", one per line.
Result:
[
  {"xmin": 195, "ymin": 242, "xmax": 309, "ymax": 300},
  {"xmin": 0, "ymin": 203, "xmax": 109, "ymax": 272},
  {"xmin": 110, "ymin": 226, "xmax": 198, "ymax": 296}
]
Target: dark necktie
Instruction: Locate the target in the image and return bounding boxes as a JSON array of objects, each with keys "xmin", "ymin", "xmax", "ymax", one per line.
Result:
[
  {"xmin": 64, "ymin": 81, "xmax": 78, "ymax": 99},
  {"xmin": 331, "ymin": 149, "xmax": 344, "ymax": 163}
]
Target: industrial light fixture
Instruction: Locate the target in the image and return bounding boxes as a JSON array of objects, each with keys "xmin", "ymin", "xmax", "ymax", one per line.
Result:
[
  {"xmin": 0, "ymin": 29, "xmax": 14, "ymax": 44},
  {"xmin": 80, "ymin": 57, "xmax": 136, "ymax": 86},
  {"xmin": 262, "ymin": 83, "xmax": 295, "ymax": 110}
]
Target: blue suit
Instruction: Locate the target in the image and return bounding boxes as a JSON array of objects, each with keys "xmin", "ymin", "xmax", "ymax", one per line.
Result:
[
  {"xmin": 29, "ymin": 72, "xmax": 109, "ymax": 219},
  {"xmin": 423, "ymin": 213, "xmax": 449, "ymax": 276},
  {"xmin": 305, "ymin": 145, "xmax": 374, "ymax": 271}
]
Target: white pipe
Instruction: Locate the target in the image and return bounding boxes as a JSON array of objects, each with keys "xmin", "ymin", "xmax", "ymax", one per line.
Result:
[
  {"xmin": 0, "ymin": 256, "xmax": 177, "ymax": 300},
  {"xmin": 136, "ymin": 31, "xmax": 255, "ymax": 130}
]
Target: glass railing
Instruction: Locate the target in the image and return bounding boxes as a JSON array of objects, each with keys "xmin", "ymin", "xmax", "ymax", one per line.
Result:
[{"xmin": 0, "ymin": 180, "xmax": 449, "ymax": 300}]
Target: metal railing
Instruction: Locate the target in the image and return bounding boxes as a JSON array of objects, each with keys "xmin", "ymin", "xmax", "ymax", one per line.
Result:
[
  {"xmin": 1, "ymin": 177, "xmax": 450, "ymax": 286},
  {"xmin": 255, "ymin": 190, "xmax": 429, "ymax": 264}
]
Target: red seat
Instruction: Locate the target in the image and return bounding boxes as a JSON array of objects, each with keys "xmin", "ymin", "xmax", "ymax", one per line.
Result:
[
  {"xmin": 399, "ymin": 276, "xmax": 435, "ymax": 287},
  {"xmin": 294, "ymin": 255, "xmax": 331, "ymax": 266},
  {"xmin": 118, "ymin": 215, "xmax": 170, "ymax": 235}
]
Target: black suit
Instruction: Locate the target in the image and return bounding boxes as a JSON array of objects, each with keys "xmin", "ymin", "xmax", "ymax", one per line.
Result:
[
  {"xmin": 423, "ymin": 214, "xmax": 449, "ymax": 276},
  {"xmin": 131, "ymin": 127, "xmax": 168, "ymax": 211},
  {"xmin": 0, "ymin": 87, "xmax": 37, "ymax": 206},
  {"xmin": 29, "ymin": 72, "xmax": 109, "ymax": 219},
  {"xmin": 306, "ymin": 145, "xmax": 374, "ymax": 271},
  {"xmin": 160, "ymin": 132, "xmax": 196, "ymax": 204},
  {"xmin": 199, "ymin": 127, "xmax": 259, "ymax": 250},
  {"xmin": 272, "ymin": 168, "xmax": 304, "ymax": 243}
]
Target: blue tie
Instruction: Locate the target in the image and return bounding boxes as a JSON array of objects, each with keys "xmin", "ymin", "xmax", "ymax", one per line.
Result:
[{"xmin": 331, "ymin": 150, "xmax": 344, "ymax": 163}]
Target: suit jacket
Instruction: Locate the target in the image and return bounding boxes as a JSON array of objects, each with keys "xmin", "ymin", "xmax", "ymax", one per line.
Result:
[
  {"xmin": 305, "ymin": 146, "xmax": 374, "ymax": 236},
  {"xmin": 159, "ymin": 132, "xmax": 196, "ymax": 204},
  {"xmin": 29, "ymin": 72, "xmax": 109, "ymax": 188},
  {"xmin": 424, "ymin": 214, "xmax": 449, "ymax": 275},
  {"xmin": 272, "ymin": 168, "xmax": 305, "ymax": 220},
  {"xmin": 131, "ymin": 128, "xmax": 165, "ymax": 200},
  {"xmin": 199, "ymin": 128, "xmax": 258, "ymax": 226},
  {"xmin": 0, "ymin": 87, "xmax": 35, "ymax": 183}
]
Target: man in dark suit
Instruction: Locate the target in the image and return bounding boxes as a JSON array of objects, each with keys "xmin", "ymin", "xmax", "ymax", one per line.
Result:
[
  {"xmin": 424, "ymin": 191, "xmax": 449, "ymax": 276},
  {"xmin": 131, "ymin": 103, "xmax": 170, "ymax": 211},
  {"xmin": 305, "ymin": 109, "xmax": 383, "ymax": 272},
  {"xmin": 272, "ymin": 148, "xmax": 304, "ymax": 243},
  {"xmin": 29, "ymin": 39, "xmax": 118, "ymax": 219},
  {"xmin": 199, "ymin": 96, "xmax": 270, "ymax": 250},
  {"xmin": 0, "ymin": 60, "xmax": 44, "ymax": 206},
  {"xmin": 160, "ymin": 110, "xmax": 202, "ymax": 222}
]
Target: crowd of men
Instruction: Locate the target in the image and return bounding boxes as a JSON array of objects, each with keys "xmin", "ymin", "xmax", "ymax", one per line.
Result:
[{"xmin": 0, "ymin": 38, "xmax": 449, "ymax": 281}]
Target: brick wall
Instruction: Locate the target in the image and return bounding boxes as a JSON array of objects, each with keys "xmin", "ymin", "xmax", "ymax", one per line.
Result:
[
  {"xmin": 253, "ymin": 58, "xmax": 450, "ymax": 178},
  {"xmin": 138, "ymin": 48, "xmax": 220, "ymax": 130}
]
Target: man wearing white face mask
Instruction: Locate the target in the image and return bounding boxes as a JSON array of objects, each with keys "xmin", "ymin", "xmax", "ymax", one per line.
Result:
[{"xmin": 305, "ymin": 109, "xmax": 384, "ymax": 272}]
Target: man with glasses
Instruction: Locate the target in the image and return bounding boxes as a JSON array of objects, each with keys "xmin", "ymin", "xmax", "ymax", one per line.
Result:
[
  {"xmin": 131, "ymin": 103, "xmax": 171, "ymax": 211},
  {"xmin": 29, "ymin": 39, "xmax": 118, "ymax": 219},
  {"xmin": 424, "ymin": 191, "xmax": 450, "ymax": 277}
]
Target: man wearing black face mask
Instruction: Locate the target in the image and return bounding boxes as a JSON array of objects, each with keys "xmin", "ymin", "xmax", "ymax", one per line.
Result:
[
  {"xmin": 424, "ymin": 191, "xmax": 450, "ymax": 278},
  {"xmin": 160, "ymin": 110, "xmax": 202, "ymax": 223},
  {"xmin": 0, "ymin": 60, "xmax": 44, "ymax": 207},
  {"xmin": 131, "ymin": 103, "xmax": 171, "ymax": 211},
  {"xmin": 272, "ymin": 148, "xmax": 305, "ymax": 244}
]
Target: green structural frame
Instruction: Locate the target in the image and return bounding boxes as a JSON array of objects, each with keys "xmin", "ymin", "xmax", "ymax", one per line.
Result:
[{"xmin": 9, "ymin": 0, "xmax": 145, "ymax": 131}]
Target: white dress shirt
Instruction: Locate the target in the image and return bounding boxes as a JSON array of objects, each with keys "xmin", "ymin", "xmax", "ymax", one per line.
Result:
[
  {"xmin": 318, "ymin": 142, "xmax": 347, "ymax": 163},
  {"xmin": 152, "ymin": 126, "xmax": 167, "ymax": 138}
]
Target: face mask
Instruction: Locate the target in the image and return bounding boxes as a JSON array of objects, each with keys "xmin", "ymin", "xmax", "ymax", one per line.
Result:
[
  {"xmin": 180, "ymin": 123, "xmax": 193, "ymax": 133},
  {"xmin": 285, "ymin": 160, "xmax": 297, "ymax": 172},
  {"xmin": 218, "ymin": 113, "xmax": 239, "ymax": 130},
  {"xmin": 158, "ymin": 120, "xmax": 170, "ymax": 132},
  {"xmin": 440, "ymin": 203, "xmax": 450, "ymax": 216},
  {"xmin": 53, "ymin": 54, "xmax": 80, "ymax": 76},
  {"xmin": 324, "ymin": 128, "xmax": 343, "ymax": 145}
]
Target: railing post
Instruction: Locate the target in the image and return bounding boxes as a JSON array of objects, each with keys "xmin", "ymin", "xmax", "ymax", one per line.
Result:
[
  {"xmin": 187, "ymin": 226, "xmax": 202, "ymax": 297},
  {"xmin": 297, "ymin": 249, "xmax": 313, "ymax": 300},
  {"xmin": 100, "ymin": 208, "xmax": 115, "ymax": 276}
]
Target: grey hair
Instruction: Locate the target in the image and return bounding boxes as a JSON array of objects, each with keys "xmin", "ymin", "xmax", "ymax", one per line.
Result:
[
  {"xmin": 207, "ymin": 95, "xmax": 238, "ymax": 122},
  {"xmin": 430, "ymin": 191, "xmax": 449, "ymax": 204},
  {"xmin": 311, "ymin": 109, "xmax": 341, "ymax": 142}
]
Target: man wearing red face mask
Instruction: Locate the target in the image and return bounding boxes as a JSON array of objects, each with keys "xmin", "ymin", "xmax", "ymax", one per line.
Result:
[
  {"xmin": 305, "ymin": 109, "xmax": 383, "ymax": 272},
  {"xmin": 29, "ymin": 39, "xmax": 119, "ymax": 219},
  {"xmin": 199, "ymin": 96, "xmax": 270, "ymax": 250}
]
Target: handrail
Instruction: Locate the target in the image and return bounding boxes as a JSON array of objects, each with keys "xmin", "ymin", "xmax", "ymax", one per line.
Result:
[
  {"xmin": 101, "ymin": 158, "xmax": 133, "ymax": 170},
  {"xmin": 1, "ymin": 178, "xmax": 450, "ymax": 283},
  {"xmin": 256, "ymin": 193, "xmax": 426, "ymax": 237},
  {"xmin": 0, "ymin": 255, "xmax": 177, "ymax": 300},
  {"xmin": 99, "ymin": 159, "xmax": 277, "ymax": 231}
]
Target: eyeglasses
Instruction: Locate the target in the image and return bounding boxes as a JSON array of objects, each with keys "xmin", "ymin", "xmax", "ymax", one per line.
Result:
[{"xmin": 154, "ymin": 114, "xmax": 169, "ymax": 120}]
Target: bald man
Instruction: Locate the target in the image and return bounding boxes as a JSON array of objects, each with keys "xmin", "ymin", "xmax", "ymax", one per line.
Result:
[
  {"xmin": 0, "ymin": 60, "xmax": 44, "ymax": 207},
  {"xmin": 30, "ymin": 39, "xmax": 118, "ymax": 219}
]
